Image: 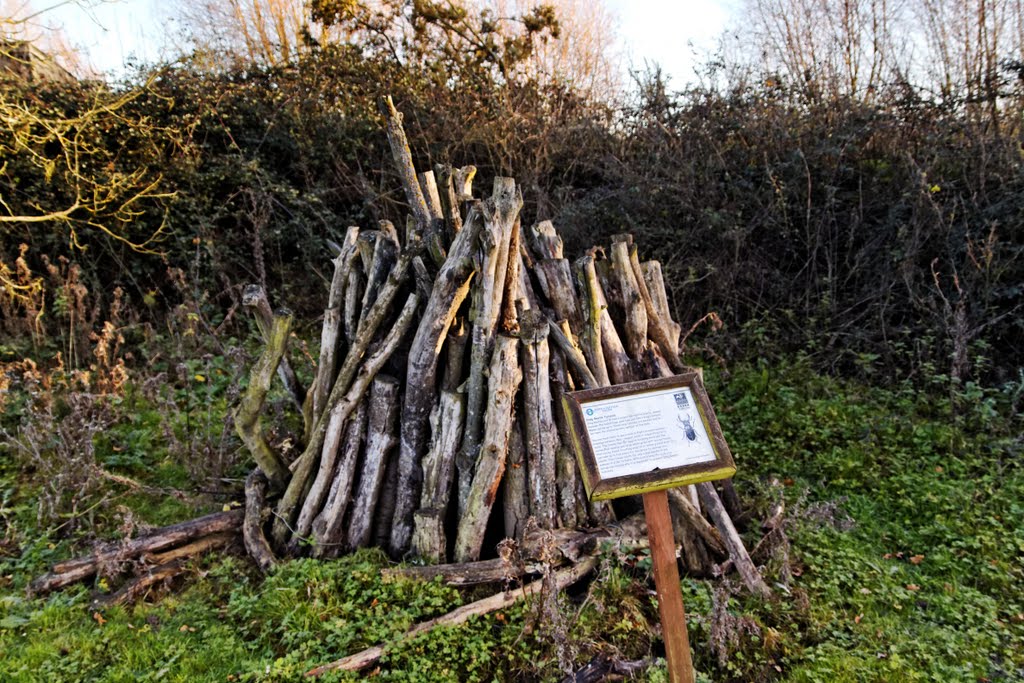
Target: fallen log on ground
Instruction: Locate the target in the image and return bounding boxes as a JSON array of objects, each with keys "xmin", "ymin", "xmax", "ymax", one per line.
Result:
[
  {"xmin": 305, "ymin": 556, "xmax": 600, "ymax": 677},
  {"xmin": 30, "ymin": 510, "xmax": 243, "ymax": 596}
]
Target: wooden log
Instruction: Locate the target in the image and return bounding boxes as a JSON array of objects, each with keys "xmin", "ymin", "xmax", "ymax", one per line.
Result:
[
  {"xmin": 627, "ymin": 247, "xmax": 683, "ymax": 371},
  {"xmin": 241, "ymin": 284, "xmax": 305, "ymax": 413},
  {"xmin": 443, "ymin": 316, "xmax": 468, "ymax": 392},
  {"xmin": 382, "ymin": 557, "xmax": 543, "ymax": 586},
  {"xmin": 378, "ymin": 95, "xmax": 431, "ymax": 242},
  {"xmin": 346, "ymin": 376, "xmax": 401, "ymax": 551},
  {"xmin": 520, "ymin": 311, "xmax": 558, "ymax": 528},
  {"xmin": 454, "ymin": 335, "xmax": 523, "ymax": 563},
  {"xmin": 411, "ymin": 390, "xmax": 465, "ymax": 562},
  {"xmin": 92, "ymin": 561, "xmax": 187, "ymax": 608},
  {"xmin": 457, "ymin": 179, "xmax": 522, "ymax": 517},
  {"xmin": 696, "ymin": 481, "xmax": 772, "ymax": 599},
  {"xmin": 549, "ymin": 349, "xmax": 578, "ymax": 529},
  {"xmin": 358, "ymin": 230, "xmax": 398, "ymax": 328},
  {"xmin": 310, "ymin": 402, "xmax": 367, "ymax": 557},
  {"xmin": 527, "ymin": 219, "xmax": 563, "ymax": 260},
  {"xmin": 233, "ymin": 312, "xmax": 292, "ymax": 490},
  {"xmin": 435, "ymin": 163, "xmax": 463, "ymax": 239},
  {"xmin": 31, "ymin": 510, "xmax": 244, "ymax": 595},
  {"xmin": 535, "ymin": 259, "xmax": 582, "ymax": 336},
  {"xmin": 573, "ymin": 255, "xmax": 611, "ymax": 386},
  {"xmin": 500, "ymin": 217, "xmax": 523, "ymax": 333},
  {"xmin": 343, "ymin": 269, "xmax": 363, "ymax": 344},
  {"xmin": 502, "ymin": 418, "xmax": 529, "ymax": 542},
  {"xmin": 274, "ymin": 291, "xmax": 419, "ymax": 546},
  {"xmin": 143, "ymin": 532, "xmax": 236, "ymax": 566},
  {"xmin": 667, "ymin": 488, "xmax": 727, "ymax": 558},
  {"xmin": 548, "ymin": 319, "xmax": 598, "ymax": 390},
  {"xmin": 640, "ymin": 260, "xmax": 682, "ymax": 355},
  {"xmin": 306, "ymin": 556, "xmax": 599, "ymax": 677},
  {"xmin": 312, "ymin": 227, "xmax": 360, "ymax": 421},
  {"xmin": 374, "ymin": 446, "xmax": 400, "ymax": 551},
  {"xmin": 389, "ymin": 206, "xmax": 482, "ymax": 556},
  {"xmin": 243, "ymin": 469, "xmax": 277, "ymax": 572},
  {"xmin": 453, "ymin": 165, "xmax": 477, "ymax": 201},
  {"xmin": 295, "ymin": 390, "xmax": 360, "ymax": 543},
  {"xmin": 609, "ymin": 239, "xmax": 648, "ymax": 360},
  {"xmin": 520, "ymin": 512, "xmax": 645, "ymax": 562},
  {"xmin": 418, "ymin": 170, "xmax": 447, "ymax": 266}
]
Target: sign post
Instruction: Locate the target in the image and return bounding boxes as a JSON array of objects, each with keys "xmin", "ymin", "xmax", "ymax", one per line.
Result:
[
  {"xmin": 562, "ymin": 372, "xmax": 737, "ymax": 683},
  {"xmin": 644, "ymin": 489, "xmax": 694, "ymax": 683}
]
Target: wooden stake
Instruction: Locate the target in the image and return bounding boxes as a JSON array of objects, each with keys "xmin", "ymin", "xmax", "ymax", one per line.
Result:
[{"xmin": 642, "ymin": 489, "xmax": 695, "ymax": 683}]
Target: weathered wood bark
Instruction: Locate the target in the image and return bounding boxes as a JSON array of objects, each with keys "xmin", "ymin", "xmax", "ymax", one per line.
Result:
[
  {"xmin": 520, "ymin": 311, "xmax": 558, "ymax": 528},
  {"xmin": 527, "ymin": 219, "xmax": 563, "ymax": 260},
  {"xmin": 241, "ymin": 284, "xmax": 305, "ymax": 414},
  {"xmin": 667, "ymin": 488, "xmax": 727, "ymax": 558},
  {"xmin": 306, "ymin": 556, "xmax": 599, "ymax": 677},
  {"xmin": 143, "ymin": 532, "xmax": 235, "ymax": 566},
  {"xmin": 379, "ymin": 95, "xmax": 431, "ymax": 242},
  {"xmin": 343, "ymin": 269, "xmax": 363, "ymax": 344},
  {"xmin": 435, "ymin": 164, "xmax": 463, "ymax": 239},
  {"xmin": 233, "ymin": 312, "xmax": 292, "ymax": 490},
  {"xmin": 273, "ymin": 291, "xmax": 418, "ymax": 546},
  {"xmin": 548, "ymin": 319, "xmax": 598, "ymax": 390},
  {"xmin": 418, "ymin": 170, "xmax": 447, "ymax": 266},
  {"xmin": 347, "ymin": 376, "xmax": 401, "ymax": 551},
  {"xmin": 312, "ymin": 227, "xmax": 360, "ymax": 421},
  {"xmin": 457, "ymin": 179, "xmax": 522, "ymax": 517},
  {"xmin": 454, "ymin": 335, "xmax": 522, "ymax": 563},
  {"xmin": 609, "ymin": 239, "xmax": 648, "ymax": 360},
  {"xmin": 244, "ymin": 469, "xmax": 277, "ymax": 572},
  {"xmin": 535, "ymin": 259, "xmax": 582, "ymax": 336},
  {"xmin": 573, "ymin": 254, "xmax": 610, "ymax": 387},
  {"xmin": 627, "ymin": 247, "xmax": 683, "ymax": 371},
  {"xmin": 502, "ymin": 418, "xmax": 529, "ymax": 542},
  {"xmin": 92, "ymin": 561, "xmax": 188, "ymax": 608},
  {"xmin": 500, "ymin": 218, "xmax": 523, "ymax": 333},
  {"xmin": 549, "ymin": 349, "xmax": 579, "ymax": 529},
  {"xmin": 31, "ymin": 510, "xmax": 244, "ymax": 595},
  {"xmin": 640, "ymin": 260, "xmax": 681, "ymax": 355},
  {"xmin": 390, "ymin": 207, "xmax": 482, "ymax": 556},
  {"xmin": 697, "ymin": 481, "xmax": 772, "ymax": 599},
  {"xmin": 310, "ymin": 402, "xmax": 367, "ymax": 556},
  {"xmin": 383, "ymin": 556, "xmax": 543, "ymax": 586},
  {"xmin": 295, "ymin": 386, "xmax": 361, "ymax": 544}
]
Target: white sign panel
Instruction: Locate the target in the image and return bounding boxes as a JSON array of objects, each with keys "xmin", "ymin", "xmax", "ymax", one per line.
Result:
[{"xmin": 579, "ymin": 386, "xmax": 716, "ymax": 480}]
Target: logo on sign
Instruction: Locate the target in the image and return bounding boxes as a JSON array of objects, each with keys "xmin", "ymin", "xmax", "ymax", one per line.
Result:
[{"xmin": 673, "ymin": 392, "xmax": 690, "ymax": 411}]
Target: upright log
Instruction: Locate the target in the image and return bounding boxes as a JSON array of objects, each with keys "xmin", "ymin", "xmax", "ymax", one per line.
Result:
[
  {"xmin": 454, "ymin": 335, "xmax": 522, "ymax": 562},
  {"xmin": 310, "ymin": 402, "xmax": 368, "ymax": 556},
  {"xmin": 457, "ymin": 179, "xmax": 522, "ymax": 518},
  {"xmin": 412, "ymin": 390, "xmax": 466, "ymax": 561},
  {"xmin": 389, "ymin": 206, "xmax": 482, "ymax": 556},
  {"xmin": 233, "ymin": 312, "xmax": 292, "ymax": 490},
  {"xmin": 520, "ymin": 310, "xmax": 558, "ymax": 528},
  {"xmin": 347, "ymin": 376, "xmax": 401, "ymax": 551}
]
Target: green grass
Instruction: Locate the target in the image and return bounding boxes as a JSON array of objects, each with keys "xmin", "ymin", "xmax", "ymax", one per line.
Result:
[{"xmin": 1, "ymin": 358, "xmax": 1022, "ymax": 681}]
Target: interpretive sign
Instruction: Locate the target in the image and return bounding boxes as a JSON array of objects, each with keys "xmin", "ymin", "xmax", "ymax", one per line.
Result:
[{"xmin": 563, "ymin": 372, "xmax": 735, "ymax": 501}]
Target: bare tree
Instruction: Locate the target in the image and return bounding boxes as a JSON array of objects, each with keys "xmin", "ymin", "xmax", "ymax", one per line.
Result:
[{"xmin": 167, "ymin": 0, "xmax": 621, "ymax": 100}]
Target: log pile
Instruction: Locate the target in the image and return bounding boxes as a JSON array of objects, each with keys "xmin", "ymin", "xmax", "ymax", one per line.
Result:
[{"xmin": 31, "ymin": 97, "xmax": 771, "ymax": 606}]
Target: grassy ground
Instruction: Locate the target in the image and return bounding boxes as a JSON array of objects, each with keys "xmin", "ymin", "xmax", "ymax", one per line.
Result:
[{"xmin": 1, "ymin": 358, "xmax": 1021, "ymax": 682}]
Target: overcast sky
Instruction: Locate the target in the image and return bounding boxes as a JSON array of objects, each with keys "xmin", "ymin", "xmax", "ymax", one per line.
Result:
[{"xmin": 39, "ymin": 0, "xmax": 739, "ymax": 83}]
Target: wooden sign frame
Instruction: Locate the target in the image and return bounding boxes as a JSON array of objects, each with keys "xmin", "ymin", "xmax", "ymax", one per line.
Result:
[{"xmin": 563, "ymin": 372, "xmax": 735, "ymax": 501}]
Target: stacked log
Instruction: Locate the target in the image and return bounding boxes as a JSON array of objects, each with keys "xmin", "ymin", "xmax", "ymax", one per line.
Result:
[
  {"xmin": 32, "ymin": 97, "xmax": 770, "ymax": 604},
  {"xmin": 229, "ymin": 96, "xmax": 763, "ymax": 588}
]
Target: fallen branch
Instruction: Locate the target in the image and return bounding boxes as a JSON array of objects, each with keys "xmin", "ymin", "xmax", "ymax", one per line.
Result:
[
  {"xmin": 306, "ymin": 556, "xmax": 599, "ymax": 677},
  {"xmin": 32, "ymin": 510, "xmax": 243, "ymax": 595}
]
